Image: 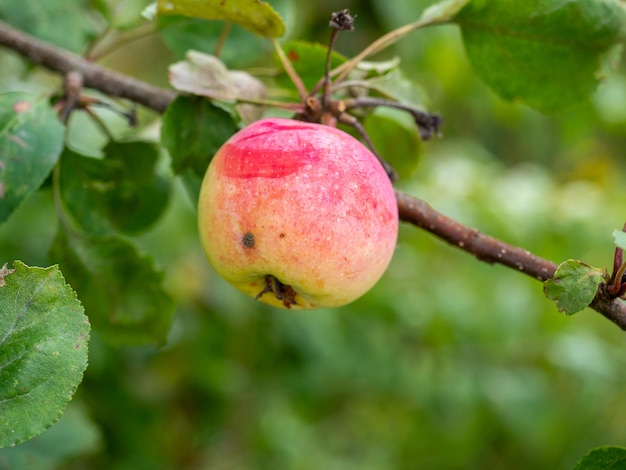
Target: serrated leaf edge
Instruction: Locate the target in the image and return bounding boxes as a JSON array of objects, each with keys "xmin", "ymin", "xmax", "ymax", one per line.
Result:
[{"xmin": 0, "ymin": 260, "xmax": 90, "ymax": 448}]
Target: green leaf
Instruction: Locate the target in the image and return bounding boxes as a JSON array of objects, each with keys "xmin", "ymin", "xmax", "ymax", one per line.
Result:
[
  {"xmin": 419, "ymin": 0, "xmax": 472, "ymax": 24},
  {"xmin": 158, "ymin": 16, "xmax": 268, "ymax": 66},
  {"xmin": 543, "ymin": 260, "xmax": 607, "ymax": 315},
  {"xmin": 161, "ymin": 95, "xmax": 239, "ymax": 178},
  {"xmin": 0, "ymin": 0, "xmax": 96, "ymax": 53},
  {"xmin": 156, "ymin": 0, "xmax": 285, "ymax": 38},
  {"xmin": 454, "ymin": 0, "xmax": 626, "ymax": 112},
  {"xmin": 49, "ymin": 228, "xmax": 175, "ymax": 346},
  {"xmin": 0, "ymin": 93, "xmax": 65, "ymax": 225},
  {"xmin": 59, "ymin": 144, "xmax": 170, "ymax": 235},
  {"xmin": 613, "ymin": 229, "xmax": 626, "ymax": 251},
  {"xmin": 277, "ymin": 41, "xmax": 347, "ymax": 94},
  {"xmin": 359, "ymin": 68, "xmax": 429, "ymax": 110},
  {"xmin": 574, "ymin": 446, "xmax": 626, "ymax": 470},
  {"xmin": 60, "ymin": 142, "xmax": 169, "ymax": 235},
  {"xmin": 364, "ymin": 107, "xmax": 422, "ymax": 179},
  {"xmin": 93, "ymin": 0, "xmax": 152, "ymax": 31},
  {"xmin": 101, "ymin": 141, "xmax": 170, "ymax": 234},
  {"xmin": 179, "ymin": 171, "xmax": 204, "ymax": 207},
  {"xmin": 0, "ymin": 261, "xmax": 90, "ymax": 448},
  {"xmin": 58, "ymin": 148, "xmax": 118, "ymax": 235}
]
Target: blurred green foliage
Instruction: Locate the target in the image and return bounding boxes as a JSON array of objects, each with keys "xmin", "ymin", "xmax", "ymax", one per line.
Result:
[{"xmin": 3, "ymin": 0, "xmax": 626, "ymax": 468}]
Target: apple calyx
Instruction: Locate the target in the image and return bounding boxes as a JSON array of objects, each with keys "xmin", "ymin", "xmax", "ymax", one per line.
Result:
[{"xmin": 255, "ymin": 275, "xmax": 299, "ymax": 309}]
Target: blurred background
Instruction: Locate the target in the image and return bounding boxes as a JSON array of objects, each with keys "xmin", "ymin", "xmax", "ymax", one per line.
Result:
[{"xmin": 2, "ymin": 0, "xmax": 626, "ymax": 468}]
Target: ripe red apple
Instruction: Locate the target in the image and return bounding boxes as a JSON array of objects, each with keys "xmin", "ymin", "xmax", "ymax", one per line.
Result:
[{"xmin": 198, "ymin": 117, "xmax": 398, "ymax": 309}]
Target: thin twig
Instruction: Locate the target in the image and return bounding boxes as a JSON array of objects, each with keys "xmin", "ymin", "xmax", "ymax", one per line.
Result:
[
  {"xmin": 214, "ymin": 21, "xmax": 232, "ymax": 58},
  {"xmin": 395, "ymin": 190, "xmax": 558, "ymax": 280},
  {"xmin": 87, "ymin": 22, "xmax": 159, "ymax": 62},
  {"xmin": 344, "ymin": 96, "xmax": 444, "ymax": 140}
]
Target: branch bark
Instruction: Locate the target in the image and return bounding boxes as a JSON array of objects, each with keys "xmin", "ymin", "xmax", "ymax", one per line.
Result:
[
  {"xmin": 2, "ymin": 19, "xmax": 625, "ymax": 330},
  {"xmin": 0, "ymin": 20, "xmax": 175, "ymax": 112},
  {"xmin": 395, "ymin": 191, "xmax": 626, "ymax": 330}
]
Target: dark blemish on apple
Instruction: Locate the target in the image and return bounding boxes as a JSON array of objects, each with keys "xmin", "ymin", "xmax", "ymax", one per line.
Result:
[
  {"xmin": 242, "ymin": 232, "xmax": 255, "ymax": 248},
  {"xmin": 279, "ymin": 233, "xmax": 285, "ymax": 238}
]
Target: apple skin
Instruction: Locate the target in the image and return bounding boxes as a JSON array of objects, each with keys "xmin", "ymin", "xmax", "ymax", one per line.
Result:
[{"xmin": 198, "ymin": 117, "xmax": 399, "ymax": 309}]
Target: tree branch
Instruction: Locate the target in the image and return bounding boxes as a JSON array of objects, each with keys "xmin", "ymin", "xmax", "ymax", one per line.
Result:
[
  {"xmin": 396, "ymin": 191, "xmax": 626, "ymax": 330},
  {"xmin": 0, "ymin": 20, "xmax": 175, "ymax": 112},
  {"xmin": 395, "ymin": 190, "xmax": 558, "ymax": 280},
  {"xmin": 2, "ymin": 19, "xmax": 625, "ymax": 330}
]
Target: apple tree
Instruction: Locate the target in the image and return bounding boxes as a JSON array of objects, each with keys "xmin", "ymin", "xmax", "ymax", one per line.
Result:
[{"xmin": 2, "ymin": 0, "xmax": 626, "ymax": 468}]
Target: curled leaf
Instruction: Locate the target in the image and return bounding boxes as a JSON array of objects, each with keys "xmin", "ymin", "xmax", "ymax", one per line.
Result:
[{"xmin": 169, "ymin": 50, "xmax": 267, "ymax": 123}]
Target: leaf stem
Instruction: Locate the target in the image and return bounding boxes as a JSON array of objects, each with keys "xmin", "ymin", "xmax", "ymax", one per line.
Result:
[
  {"xmin": 87, "ymin": 22, "xmax": 158, "ymax": 62},
  {"xmin": 330, "ymin": 17, "xmax": 433, "ymax": 86},
  {"xmin": 220, "ymin": 95, "xmax": 305, "ymax": 112},
  {"xmin": 214, "ymin": 21, "xmax": 232, "ymax": 58},
  {"xmin": 272, "ymin": 37, "xmax": 308, "ymax": 101}
]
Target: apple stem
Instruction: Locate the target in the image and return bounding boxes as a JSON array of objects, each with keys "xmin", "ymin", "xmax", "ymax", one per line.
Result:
[
  {"xmin": 272, "ymin": 37, "xmax": 309, "ymax": 101},
  {"xmin": 344, "ymin": 96, "xmax": 444, "ymax": 141}
]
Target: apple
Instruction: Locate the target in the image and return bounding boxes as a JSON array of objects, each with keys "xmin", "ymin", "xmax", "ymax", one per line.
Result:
[{"xmin": 198, "ymin": 117, "xmax": 399, "ymax": 309}]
